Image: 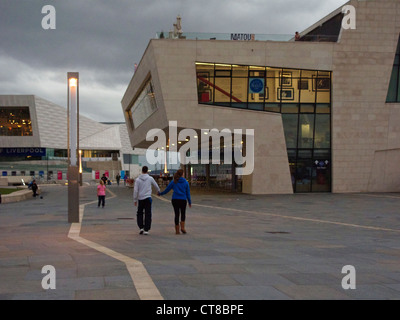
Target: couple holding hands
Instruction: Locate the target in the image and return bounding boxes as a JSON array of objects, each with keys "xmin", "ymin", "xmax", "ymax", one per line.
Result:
[{"xmin": 133, "ymin": 166, "xmax": 191, "ymax": 235}]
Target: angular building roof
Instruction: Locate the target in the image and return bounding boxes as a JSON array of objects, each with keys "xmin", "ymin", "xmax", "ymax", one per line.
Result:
[
  {"xmin": 34, "ymin": 96, "xmax": 111, "ymax": 149},
  {"xmin": 33, "ymin": 96, "xmax": 126, "ymax": 150},
  {"xmin": 1, "ymin": 94, "xmax": 133, "ymax": 153}
]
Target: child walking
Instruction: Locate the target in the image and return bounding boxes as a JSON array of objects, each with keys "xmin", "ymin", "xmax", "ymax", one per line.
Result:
[{"xmin": 97, "ymin": 179, "xmax": 106, "ymax": 208}]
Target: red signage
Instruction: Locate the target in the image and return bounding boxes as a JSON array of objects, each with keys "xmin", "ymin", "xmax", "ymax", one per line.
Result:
[
  {"xmin": 105, "ymin": 170, "xmax": 109, "ymax": 178},
  {"xmin": 57, "ymin": 171, "xmax": 62, "ymax": 180},
  {"xmin": 95, "ymin": 171, "xmax": 100, "ymax": 179}
]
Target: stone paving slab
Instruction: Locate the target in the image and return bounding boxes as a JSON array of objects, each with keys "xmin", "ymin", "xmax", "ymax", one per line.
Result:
[{"xmin": 1, "ymin": 184, "xmax": 400, "ymax": 300}]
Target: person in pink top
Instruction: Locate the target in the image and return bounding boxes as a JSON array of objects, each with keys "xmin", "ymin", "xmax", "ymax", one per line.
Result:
[{"xmin": 97, "ymin": 179, "xmax": 106, "ymax": 208}]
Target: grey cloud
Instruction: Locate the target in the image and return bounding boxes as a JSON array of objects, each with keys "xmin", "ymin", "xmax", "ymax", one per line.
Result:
[{"xmin": 0, "ymin": 0, "xmax": 348, "ymax": 122}]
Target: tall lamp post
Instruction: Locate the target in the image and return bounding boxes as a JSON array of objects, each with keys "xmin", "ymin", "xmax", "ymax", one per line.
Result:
[{"xmin": 67, "ymin": 72, "xmax": 80, "ymax": 223}]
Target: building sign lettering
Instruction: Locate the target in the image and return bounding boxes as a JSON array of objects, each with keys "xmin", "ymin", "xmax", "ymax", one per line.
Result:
[
  {"xmin": 0, "ymin": 148, "xmax": 46, "ymax": 157},
  {"xmin": 231, "ymin": 33, "xmax": 255, "ymax": 41}
]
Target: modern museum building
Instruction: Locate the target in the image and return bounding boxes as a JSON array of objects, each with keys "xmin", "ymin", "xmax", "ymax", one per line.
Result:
[
  {"xmin": 0, "ymin": 95, "xmax": 143, "ymax": 184},
  {"xmin": 121, "ymin": 0, "xmax": 400, "ymax": 195}
]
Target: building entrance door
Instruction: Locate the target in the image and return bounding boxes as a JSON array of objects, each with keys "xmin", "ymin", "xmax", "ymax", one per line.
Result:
[
  {"xmin": 295, "ymin": 158, "xmax": 313, "ymax": 193},
  {"xmin": 288, "ymin": 149, "xmax": 331, "ymax": 193}
]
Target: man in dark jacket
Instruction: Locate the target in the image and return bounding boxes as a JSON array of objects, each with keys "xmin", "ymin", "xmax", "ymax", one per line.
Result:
[{"xmin": 32, "ymin": 180, "xmax": 38, "ymax": 197}]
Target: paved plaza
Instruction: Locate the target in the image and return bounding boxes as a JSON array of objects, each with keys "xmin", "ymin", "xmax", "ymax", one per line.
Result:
[{"xmin": 0, "ymin": 184, "xmax": 400, "ymax": 300}]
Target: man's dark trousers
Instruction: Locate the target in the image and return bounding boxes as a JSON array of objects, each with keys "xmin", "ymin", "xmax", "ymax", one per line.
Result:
[{"xmin": 137, "ymin": 197, "xmax": 152, "ymax": 231}]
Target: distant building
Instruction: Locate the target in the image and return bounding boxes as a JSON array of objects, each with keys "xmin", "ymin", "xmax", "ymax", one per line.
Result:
[
  {"xmin": 122, "ymin": 0, "xmax": 400, "ymax": 194},
  {"xmin": 0, "ymin": 95, "xmax": 145, "ymax": 183}
]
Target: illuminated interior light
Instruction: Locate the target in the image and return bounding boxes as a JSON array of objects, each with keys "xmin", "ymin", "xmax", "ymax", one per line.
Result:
[
  {"xmin": 249, "ymin": 66, "xmax": 265, "ymax": 70},
  {"xmin": 195, "ymin": 62, "xmax": 214, "ymax": 66},
  {"xmin": 79, "ymin": 150, "xmax": 83, "ymax": 174},
  {"xmin": 302, "ymin": 123, "xmax": 311, "ymax": 138}
]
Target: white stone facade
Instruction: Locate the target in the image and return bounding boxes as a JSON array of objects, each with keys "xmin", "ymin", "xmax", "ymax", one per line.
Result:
[{"xmin": 121, "ymin": 0, "xmax": 400, "ymax": 194}]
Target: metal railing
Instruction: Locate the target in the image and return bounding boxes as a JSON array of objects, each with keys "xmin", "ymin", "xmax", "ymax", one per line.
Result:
[
  {"xmin": 155, "ymin": 32, "xmax": 293, "ymax": 41},
  {"xmin": 155, "ymin": 32, "xmax": 339, "ymax": 43}
]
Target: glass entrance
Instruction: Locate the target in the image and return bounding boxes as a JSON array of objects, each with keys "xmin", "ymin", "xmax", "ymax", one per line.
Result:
[
  {"xmin": 295, "ymin": 150, "xmax": 313, "ymax": 193},
  {"xmin": 288, "ymin": 149, "xmax": 331, "ymax": 193},
  {"xmin": 312, "ymin": 150, "xmax": 331, "ymax": 192}
]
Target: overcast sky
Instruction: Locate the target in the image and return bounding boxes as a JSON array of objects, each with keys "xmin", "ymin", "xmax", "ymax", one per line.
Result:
[{"xmin": 0, "ymin": 0, "xmax": 348, "ymax": 122}]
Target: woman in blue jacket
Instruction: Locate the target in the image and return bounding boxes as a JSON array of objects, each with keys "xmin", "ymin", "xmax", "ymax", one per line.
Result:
[{"xmin": 158, "ymin": 169, "xmax": 192, "ymax": 234}]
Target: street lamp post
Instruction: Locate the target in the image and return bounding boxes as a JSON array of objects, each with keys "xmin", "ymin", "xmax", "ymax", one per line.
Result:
[{"xmin": 67, "ymin": 72, "xmax": 80, "ymax": 223}]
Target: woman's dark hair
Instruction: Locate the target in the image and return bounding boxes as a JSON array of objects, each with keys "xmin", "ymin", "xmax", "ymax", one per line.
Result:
[{"xmin": 173, "ymin": 169, "xmax": 184, "ymax": 183}]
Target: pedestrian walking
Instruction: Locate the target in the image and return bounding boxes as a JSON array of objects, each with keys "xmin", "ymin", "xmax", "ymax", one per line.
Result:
[
  {"xmin": 158, "ymin": 169, "xmax": 191, "ymax": 235},
  {"xmin": 31, "ymin": 180, "xmax": 38, "ymax": 197},
  {"xmin": 116, "ymin": 173, "xmax": 121, "ymax": 186},
  {"xmin": 97, "ymin": 179, "xmax": 106, "ymax": 208},
  {"xmin": 133, "ymin": 166, "xmax": 160, "ymax": 235},
  {"xmin": 101, "ymin": 173, "xmax": 108, "ymax": 185}
]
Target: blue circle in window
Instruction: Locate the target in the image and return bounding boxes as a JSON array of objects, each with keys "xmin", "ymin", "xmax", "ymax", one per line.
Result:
[{"xmin": 249, "ymin": 78, "xmax": 264, "ymax": 93}]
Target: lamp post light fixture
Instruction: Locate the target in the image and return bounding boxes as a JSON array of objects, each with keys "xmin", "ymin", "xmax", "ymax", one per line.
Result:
[
  {"xmin": 79, "ymin": 149, "xmax": 83, "ymax": 186},
  {"xmin": 67, "ymin": 72, "xmax": 80, "ymax": 223}
]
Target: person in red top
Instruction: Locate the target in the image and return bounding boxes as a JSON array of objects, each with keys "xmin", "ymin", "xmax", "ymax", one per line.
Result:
[{"xmin": 97, "ymin": 179, "xmax": 107, "ymax": 208}]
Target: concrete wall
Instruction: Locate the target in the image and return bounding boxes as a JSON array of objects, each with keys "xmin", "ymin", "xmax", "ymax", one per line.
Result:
[
  {"xmin": 368, "ymin": 148, "xmax": 400, "ymax": 192},
  {"xmin": 331, "ymin": 0, "xmax": 400, "ymax": 192},
  {"xmin": 0, "ymin": 178, "xmax": 7, "ymax": 186},
  {"xmin": 121, "ymin": 43, "xmax": 169, "ymax": 149},
  {"xmin": 0, "ymin": 188, "xmax": 41, "ymax": 204}
]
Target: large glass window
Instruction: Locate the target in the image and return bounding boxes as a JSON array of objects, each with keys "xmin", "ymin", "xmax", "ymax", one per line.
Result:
[
  {"xmin": 196, "ymin": 63, "xmax": 214, "ymax": 105},
  {"xmin": 314, "ymin": 114, "xmax": 331, "ymax": 148},
  {"xmin": 196, "ymin": 63, "xmax": 331, "ymax": 112},
  {"xmin": 0, "ymin": 107, "xmax": 32, "ymax": 136},
  {"xmin": 214, "ymin": 77, "xmax": 232, "ymax": 105},
  {"xmin": 129, "ymin": 79, "xmax": 158, "ymax": 128},
  {"xmin": 299, "ymin": 70, "xmax": 317, "ymax": 104},
  {"xmin": 298, "ymin": 114, "xmax": 315, "ymax": 149},
  {"xmin": 386, "ymin": 35, "xmax": 400, "ymax": 103},
  {"xmin": 282, "ymin": 114, "xmax": 298, "ymax": 148},
  {"xmin": 231, "ymin": 77, "xmax": 248, "ymax": 109},
  {"xmin": 196, "ymin": 62, "xmax": 331, "ymax": 192}
]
